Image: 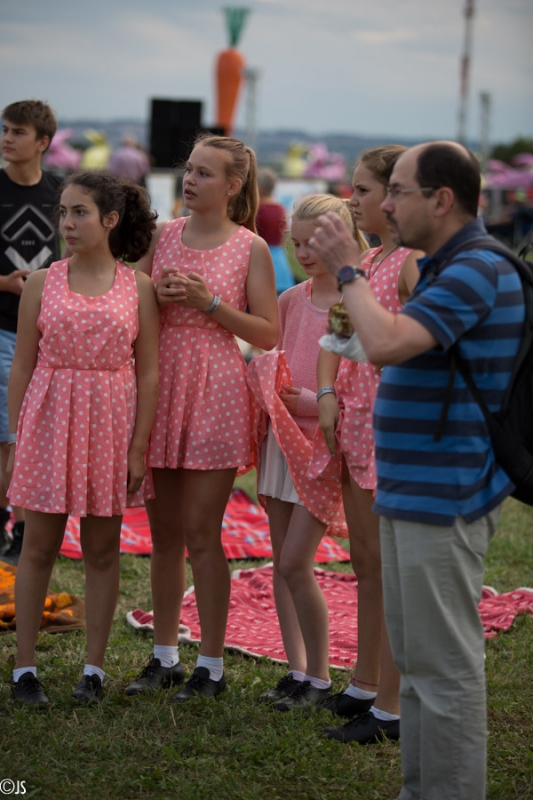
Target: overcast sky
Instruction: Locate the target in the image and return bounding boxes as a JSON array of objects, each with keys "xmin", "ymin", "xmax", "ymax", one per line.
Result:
[{"xmin": 1, "ymin": 0, "xmax": 531, "ymax": 145}]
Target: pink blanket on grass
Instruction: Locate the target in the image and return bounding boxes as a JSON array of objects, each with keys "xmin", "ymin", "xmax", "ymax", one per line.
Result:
[
  {"xmin": 126, "ymin": 564, "xmax": 533, "ymax": 669},
  {"xmin": 58, "ymin": 489, "xmax": 349, "ymax": 563}
]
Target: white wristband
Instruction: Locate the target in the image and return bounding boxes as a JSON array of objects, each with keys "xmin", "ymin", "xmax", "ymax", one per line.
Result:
[
  {"xmin": 7, "ymin": 432, "xmax": 17, "ymax": 445},
  {"xmin": 316, "ymin": 386, "xmax": 336, "ymax": 401},
  {"xmin": 205, "ymin": 294, "xmax": 221, "ymax": 315}
]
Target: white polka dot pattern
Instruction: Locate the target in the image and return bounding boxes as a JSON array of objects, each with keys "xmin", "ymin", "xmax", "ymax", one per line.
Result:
[
  {"xmin": 9, "ymin": 259, "xmax": 146, "ymax": 516},
  {"xmin": 308, "ymin": 247, "xmax": 411, "ymax": 491},
  {"xmin": 147, "ymin": 218, "xmax": 254, "ymax": 470}
]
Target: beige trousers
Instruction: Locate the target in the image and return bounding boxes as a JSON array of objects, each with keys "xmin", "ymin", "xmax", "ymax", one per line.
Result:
[{"xmin": 380, "ymin": 507, "xmax": 501, "ymax": 800}]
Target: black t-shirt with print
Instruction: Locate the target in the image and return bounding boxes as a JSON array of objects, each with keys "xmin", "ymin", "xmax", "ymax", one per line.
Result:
[{"xmin": 0, "ymin": 169, "xmax": 62, "ymax": 332}]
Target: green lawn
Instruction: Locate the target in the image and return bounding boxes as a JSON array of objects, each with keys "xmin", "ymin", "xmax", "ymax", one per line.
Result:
[{"xmin": 1, "ymin": 494, "xmax": 532, "ymax": 799}]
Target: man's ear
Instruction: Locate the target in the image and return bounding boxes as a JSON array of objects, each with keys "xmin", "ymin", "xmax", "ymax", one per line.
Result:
[{"xmin": 433, "ymin": 186, "xmax": 455, "ymax": 218}]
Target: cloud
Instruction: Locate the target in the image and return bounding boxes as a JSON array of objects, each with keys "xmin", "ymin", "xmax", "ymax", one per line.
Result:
[{"xmin": 0, "ymin": 0, "xmax": 531, "ymax": 141}]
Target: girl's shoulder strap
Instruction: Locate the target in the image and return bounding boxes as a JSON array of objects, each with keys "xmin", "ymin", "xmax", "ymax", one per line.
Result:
[
  {"xmin": 40, "ymin": 258, "xmax": 67, "ymax": 301},
  {"xmin": 156, "ymin": 216, "xmax": 187, "ymax": 248}
]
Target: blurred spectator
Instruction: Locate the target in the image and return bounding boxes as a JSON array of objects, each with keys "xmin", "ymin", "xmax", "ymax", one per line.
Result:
[
  {"xmin": 256, "ymin": 168, "xmax": 295, "ymax": 295},
  {"xmin": 80, "ymin": 130, "xmax": 111, "ymax": 171},
  {"xmin": 107, "ymin": 134, "xmax": 150, "ymax": 186}
]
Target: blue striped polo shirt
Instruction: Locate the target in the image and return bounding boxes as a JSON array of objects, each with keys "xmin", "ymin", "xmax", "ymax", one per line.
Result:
[{"xmin": 373, "ymin": 219, "xmax": 525, "ymax": 525}]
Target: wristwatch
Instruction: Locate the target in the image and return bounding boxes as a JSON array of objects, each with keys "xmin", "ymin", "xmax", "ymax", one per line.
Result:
[{"xmin": 336, "ymin": 265, "xmax": 366, "ymax": 291}]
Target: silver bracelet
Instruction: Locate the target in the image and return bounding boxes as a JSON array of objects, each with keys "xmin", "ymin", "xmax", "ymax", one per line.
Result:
[
  {"xmin": 204, "ymin": 294, "xmax": 221, "ymax": 315},
  {"xmin": 316, "ymin": 386, "xmax": 336, "ymax": 401},
  {"xmin": 7, "ymin": 432, "xmax": 17, "ymax": 445}
]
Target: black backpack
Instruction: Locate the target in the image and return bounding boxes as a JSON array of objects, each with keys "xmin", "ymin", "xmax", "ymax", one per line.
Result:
[{"xmin": 433, "ymin": 234, "xmax": 533, "ymax": 506}]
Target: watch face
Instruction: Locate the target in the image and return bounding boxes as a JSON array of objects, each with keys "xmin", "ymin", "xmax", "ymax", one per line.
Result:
[{"xmin": 337, "ymin": 266, "xmax": 357, "ymax": 284}]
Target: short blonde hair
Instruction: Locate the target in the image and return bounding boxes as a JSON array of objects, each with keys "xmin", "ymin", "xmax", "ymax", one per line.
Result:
[{"xmin": 292, "ymin": 193, "xmax": 368, "ymax": 252}]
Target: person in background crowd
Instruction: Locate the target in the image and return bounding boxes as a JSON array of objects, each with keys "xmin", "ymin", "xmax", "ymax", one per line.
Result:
[
  {"xmin": 256, "ymin": 168, "xmax": 295, "ymax": 295},
  {"xmin": 0, "ymin": 100, "xmax": 62, "ymax": 564},
  {"xmin": 108, "ymin": 134, "xmax": 150, "ymax": 187}
]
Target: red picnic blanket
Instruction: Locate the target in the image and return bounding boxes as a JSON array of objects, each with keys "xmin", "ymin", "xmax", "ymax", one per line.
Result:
[{"xmin": 126, "ymin": 564, "xmax": 533, "ymax": 669}]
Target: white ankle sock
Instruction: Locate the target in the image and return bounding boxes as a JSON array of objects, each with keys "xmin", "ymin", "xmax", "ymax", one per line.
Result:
[
  {"xmin": 196, "ymin": 655, "xmax": 224, "ymax": 682},
  {"xmin": 13, "ymin": 666, "xmax": 36, "ymax": 682},
  {"xmin": 371, "ymin": 706, "xmax": 400, "ymax": 721},
  {"xmin": 344, "ymin": 683, "xmax": 377, "ymax": 700},
  {"xmin": 289, "ymin": 670, "xmax": 305, "ymax": 683},
  {"xmin": 305, "ymin": 675, "xmax": 332, "ymax": 690},
  {"xmin": 83, "ymin": 664, "xmax": 105, "ymax": 681},
  {"xmin": 153, "ymin": 645, "xmax": 180, "ymax": 668}
]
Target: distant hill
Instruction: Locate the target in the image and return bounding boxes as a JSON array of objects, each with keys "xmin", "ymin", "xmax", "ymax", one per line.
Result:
[{"xmin": 58, "ymin": 118, "xmax": 425, "ymax": 168}]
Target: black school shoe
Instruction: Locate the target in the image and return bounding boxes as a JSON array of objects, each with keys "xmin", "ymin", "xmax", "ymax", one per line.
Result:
[
  {"xmin": 72, "ymin": 674, "xmax": 103, "ymax": 704},
  {"xmin": 125, "ymin": 657, "xmax": 185, "ymax": 696},
  {"xmin": 170, "ymin": 667, "xmax": 226, "ymax": 703},
  {"xmin": 12, "ymin": 672, "xmax": 49, "ymax": 706},
  {"xmin": 273, "ymin": 680, "xmax": 332, "ymax": 711},
  {"xmin": 258, "ymin": 673, "xmax": 302, "ymax": 703},
  {"xmin": 322, "ymin": 711, "xmax": 400, "ymax": 744},
  {"xmin": 321, "ymin": 690, "xmax": 375, "ymax": 718}
]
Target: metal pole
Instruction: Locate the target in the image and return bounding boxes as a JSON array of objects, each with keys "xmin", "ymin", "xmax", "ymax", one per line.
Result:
[
  {"xmin": 479, "ymin": 91, "xmax": 491, "ymax": 171},
  {"xmin": 243, "ymin": 67, "xmax": 259, "ymax": 152},
  {"xmin": 458, "ymin": 0, "xmax": 475, "ymax": 145}
]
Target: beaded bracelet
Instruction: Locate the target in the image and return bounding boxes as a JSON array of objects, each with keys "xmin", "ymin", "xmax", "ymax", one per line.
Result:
[
  {"xmin": 7, "ymin": 432, "xmax": 17, "ymax": 445},
  {"xmin": 316, "ymin": 386, "xmax": 336, "ymax": 401},
  {"xmin": 204, "ymin": 294, "xmax": 221, "ymax": 315}
]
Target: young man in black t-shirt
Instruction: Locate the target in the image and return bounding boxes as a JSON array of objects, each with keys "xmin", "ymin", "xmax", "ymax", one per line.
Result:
[{"xmin": 0, "ymin": 100, "xmax": 61, "ymax": 563}]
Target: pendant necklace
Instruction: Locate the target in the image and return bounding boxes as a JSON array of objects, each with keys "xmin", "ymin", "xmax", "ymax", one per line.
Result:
[{"xmin": 368, "ymin": 245, "xmax": 399, "ymax": 279}]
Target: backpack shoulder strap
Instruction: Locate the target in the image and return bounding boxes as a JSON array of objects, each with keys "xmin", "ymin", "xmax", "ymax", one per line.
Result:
[{"xmin": 434, "ymin": 236, "xmax": 533, "ymax": 440}]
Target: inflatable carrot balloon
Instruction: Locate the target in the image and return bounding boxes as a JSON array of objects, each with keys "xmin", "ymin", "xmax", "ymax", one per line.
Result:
[{"xmin": 216, "ymin": 7, "xmax": 250, "ymax": 135}]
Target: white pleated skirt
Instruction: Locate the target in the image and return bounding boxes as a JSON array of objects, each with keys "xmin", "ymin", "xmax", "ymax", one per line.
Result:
[{"xmin": 258, "ymin": 424, "xmax": 304, "ymax": 506}]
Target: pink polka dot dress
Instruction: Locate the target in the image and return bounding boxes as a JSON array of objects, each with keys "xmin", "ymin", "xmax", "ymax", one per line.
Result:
[
  {"xmin": 309, "ymin": 246, "xmax": 411, "ymax": 491},
  {"xmin": 9, "ymin": 259, "xmax": 144, "ymax": 516},
  {"xmin": 147, "ymin": 217, "xmax": 254, "ymax": 471}
]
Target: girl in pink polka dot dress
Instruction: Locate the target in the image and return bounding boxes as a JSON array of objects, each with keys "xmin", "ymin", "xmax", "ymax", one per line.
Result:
[
  {"xmin": 247, "ymin": 194, "xmax": 368, "ymax": 710},
  {"xmin": 314, "ymin": 146, "xmax": 422, "ymax": 744},
  {"xmin": 129, "ymin": 135, "xmax": 278, "ymax": 702},
  {"xmin": 7, "ymin": 172, "xmax": 160, "ymax": 706}
]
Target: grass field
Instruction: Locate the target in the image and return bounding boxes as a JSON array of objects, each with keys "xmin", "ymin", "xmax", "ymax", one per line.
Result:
[{"xmin": 1, "ymin": 489, "xmax": 532, "ymax": 800}]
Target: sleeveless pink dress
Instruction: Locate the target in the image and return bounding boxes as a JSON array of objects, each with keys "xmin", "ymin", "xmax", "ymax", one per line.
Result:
[
  {"xmin": 147, "ymin": 217, "xmax": 254, "ymax": 471},
  {"xmin": 9, "ymin": 259, "xmax": 144, "ymax": 516},
  {"xmin": 309, "ymin": 246, "xmax": 411, "ymax": 491}
]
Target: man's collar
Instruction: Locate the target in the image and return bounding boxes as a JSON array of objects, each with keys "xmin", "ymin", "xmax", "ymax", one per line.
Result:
[{"xmin": 430, "ymin": 218, "xmax": 487, "ymax": 265}]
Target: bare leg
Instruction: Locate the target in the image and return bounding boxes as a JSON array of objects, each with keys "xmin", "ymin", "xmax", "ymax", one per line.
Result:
[
  {"xmin": 342, "ymin": 461, "xmax": 383, "ymax": 690},
  {"xmin": 146, "ymin": 468, "xmax": 188, "ymax": 646},
  {"xmin": 79, "ymin": 514, "xmax": 122, "ymax": 669},
  {"xmin": 180, "ymin": 469, "xmax": 236, "ymax": 657},
  {"xmin": 148, "ymin": 468, "xmax": 236, "ymax": 656},
  {"xmin": 374, "ymin": 607, "xmax": 400, "ymax": 715},
  {"xmin": 278, "ymin": 504, "xmax": 329, "ymax": 680},
  {"xmin": 14, "ymin": 510, "xmax": 67, "ymax": 668},
  {"xmin": 267, "ymin": 497, "xmax": 306, "ymax": 673},
  {"xmin": 342, "ymin": 460, "xmax": 400, "ymax": 713}
]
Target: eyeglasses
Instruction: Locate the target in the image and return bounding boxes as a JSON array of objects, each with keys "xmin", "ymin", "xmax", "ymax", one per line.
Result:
[{"xmin": 386, "ymin": 186, "xmax": 436, "ymax": 200}]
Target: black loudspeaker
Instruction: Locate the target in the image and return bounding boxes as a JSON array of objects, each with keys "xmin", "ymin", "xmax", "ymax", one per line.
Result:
[{"xmin": 150, "ymin": 99, "xmax": 203, "ymax": 168}]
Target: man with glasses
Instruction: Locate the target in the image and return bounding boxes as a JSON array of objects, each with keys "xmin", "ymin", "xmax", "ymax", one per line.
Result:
[{"xmin": 309, "ymin": 141, "xmax": 524, "ymax": 800}]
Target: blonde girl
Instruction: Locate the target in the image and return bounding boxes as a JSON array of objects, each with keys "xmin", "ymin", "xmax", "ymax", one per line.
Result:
[
  {"xmin": 248, "ymin": 194, "xmax": 368, "ymax": 710},
  {"xmin": 127, "ymin": 135, "xmax": 278, "ymax": 701}
]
